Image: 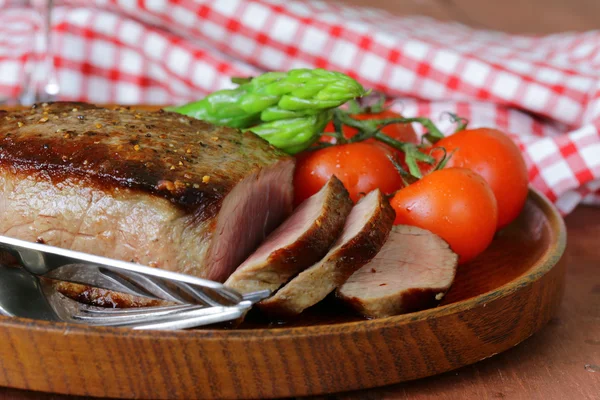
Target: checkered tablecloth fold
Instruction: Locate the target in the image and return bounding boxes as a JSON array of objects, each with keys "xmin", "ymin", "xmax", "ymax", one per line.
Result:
[{"xmin": 0, "ymin": 0, "xmax": 598, "ymax": 214}]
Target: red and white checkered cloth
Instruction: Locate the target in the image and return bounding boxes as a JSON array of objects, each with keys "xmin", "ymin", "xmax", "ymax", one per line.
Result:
[{"xmin": 0, "ymin": 0, "xmax": 599, "ymax": 215}]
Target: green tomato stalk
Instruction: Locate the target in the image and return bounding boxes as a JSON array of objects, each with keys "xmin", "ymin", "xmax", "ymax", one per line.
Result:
[{"xmin": 327, "ymin": 108, "xmax": 468, "ymax": 179}]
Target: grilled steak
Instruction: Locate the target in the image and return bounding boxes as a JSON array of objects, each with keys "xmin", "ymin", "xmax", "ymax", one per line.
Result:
[
  {"xmin": 338, "ymin": 225, "xmax": 458, "ymax": 318},
  {"xmin": 225, "ymin": 176, "xmax": 352, "ymax": 294},
  {"xmin": 0, "ymin": 102, "xmax": 294, "ymax": 283},
  {"xmin": 258, "ymin": 189, "xmax": 395, "ymax": 318}
]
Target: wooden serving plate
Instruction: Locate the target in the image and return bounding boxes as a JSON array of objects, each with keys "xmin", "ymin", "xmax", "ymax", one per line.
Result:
[{"xmin": 0, "ymin": 188, "xmax": 566, "ymax": 399}]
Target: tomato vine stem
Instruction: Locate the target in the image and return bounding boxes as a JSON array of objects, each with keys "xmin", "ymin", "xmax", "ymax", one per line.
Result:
[
  {"xmin": 331, "ymin": 110, "xmax": 348, "ymax": 144},
  {"xmin": 442, "ymin": 112, "xmax": 469, "ymax": 133},
  {"xmin": 387, "ymin": 155, "xmax": 418, "ymax": 187},
  {"xmin": 319, "ymin": 108, "xmax": 466, "ymax": 181},
  {"xmin": 332, "ymin": 110, "xmax": 436, "ymax": 177}
]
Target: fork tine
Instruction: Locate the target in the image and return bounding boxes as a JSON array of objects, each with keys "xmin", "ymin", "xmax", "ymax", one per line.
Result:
[
  {"xmin": 75, "ymin": 289, "xmax": 269, "ymax": 324},
  {"xmin": 99, "ymin": 268, "xmax": 189, "ymax": 304},
  {"xmin": 45, "ymin": 264, "xmax": 163, "ymax": 300},
  {"xmin": 242, "ymin": 290, "xmax": 270, "ymax": 304},
  {"xmin": 100, "ymin": 269, "xmax": 244, "ymax": 307},
  {"xmin": 80, "ymin": 304, "xmax": 189, "ymax": 315},
  {"xmin": 34, "ymin": 263, "xmax": 256, "ymax": 330},
  {"xmin": 130, "ymin": 302, "xmax": 252, "ymax": 330},
  {"xmin": 74, "ymin": 289, "xmax": 270, "ymax": 322},
  {"xmin": 99, "ymin": 267, "xmax": 246, "ymax": 307},
  {"xmin": 174, "ymin": 282, "xmax": 223, "ymax": 306},
  {"xmin": 49, "ymin": 262, "xmax": 245, "ymax": 306},
  {"xmin": 101, "ymin": 305, "xmax": 235, "ymax": 327},
  {"xmin": 73, "ymin": 304, "xmax": 208, "ymax": 325}
]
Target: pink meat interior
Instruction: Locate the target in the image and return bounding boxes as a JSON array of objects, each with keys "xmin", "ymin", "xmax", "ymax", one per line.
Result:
[
  {"xmin": 238, "ymin": 180, "xmax": 330, "ymax": 267},
  {"xmin": 329, "ymin": 190, "xmax": 378, "ymax": 250},
  {"xmin": 341, "ymin": 227, "xmax": 456, "ymax": 299},
  {"xmin": 207, "ymin": 160, "xmax": 294, "ymax": 282}
]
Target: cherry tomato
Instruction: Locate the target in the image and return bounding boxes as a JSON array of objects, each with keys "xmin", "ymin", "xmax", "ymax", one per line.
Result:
[
  {"xmin": 294, "ymin": 142, "xmax": 403, "ymax": 205},
  {"xmin": 321, "ymin": 110, "xmax": 419, "ymax": 145},
  {"xmin": 431, "ymin": 128, "xmax": 528, "ymax": 229},
  {"xmin": 390, "ymin": 168, "xmax": 498, "ymax": 264}
]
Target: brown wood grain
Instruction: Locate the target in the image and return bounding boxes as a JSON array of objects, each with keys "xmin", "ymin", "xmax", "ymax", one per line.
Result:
[{"xmin": 0, "ymin": 190, "xmax": 566, "ymax": 399}]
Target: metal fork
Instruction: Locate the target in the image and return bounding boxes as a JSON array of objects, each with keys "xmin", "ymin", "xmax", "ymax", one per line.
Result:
[
  {"xmin": 0, "ymin": 235, "xmax": 244, "ymax": 306},
  {"xmin": 0, "ymin": 235, "xmax": 270, "ymax": 330},
  {"xmin": 0, "ymin": 264, "xmax": 268, "ymax": 330}
]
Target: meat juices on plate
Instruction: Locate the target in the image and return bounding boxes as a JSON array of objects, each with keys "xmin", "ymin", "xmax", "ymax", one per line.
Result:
[
  {"xmin": 338, "ymin": 225, "xmax": 458, "ymax": 318},
  {"xmin": 258, "ymin": 189, "xmax": 395, "ymax": 318},
  {"xmin": 225, "ymin": 175, "xmax": 353, "ymax": 295}
]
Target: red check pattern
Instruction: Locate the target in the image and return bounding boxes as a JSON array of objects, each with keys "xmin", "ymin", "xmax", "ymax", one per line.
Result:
[{"xmin": 0, "ymin": 0, "xmax": 599, "ymax": 215}]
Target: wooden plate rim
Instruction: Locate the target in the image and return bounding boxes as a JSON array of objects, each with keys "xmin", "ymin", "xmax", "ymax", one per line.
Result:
[{"xmin": 0, "ymin": 187, "xmax": 566, "ymax": 339}]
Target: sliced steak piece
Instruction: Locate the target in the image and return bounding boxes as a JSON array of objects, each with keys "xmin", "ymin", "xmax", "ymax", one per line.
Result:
[
  {"xmin": 258, "ymin": 189, "xmax": 395, "ymax": 318},
  {"xmin": 338, "ymin": 225, "xmax": 458, "ymax": 318},
  {"xmin": 0, "ymin": 102, "xmax": 294, "ymax": 285},
  {"xmin": 225, "ymin": 175, "xmax": 352, "ymax": 294}
]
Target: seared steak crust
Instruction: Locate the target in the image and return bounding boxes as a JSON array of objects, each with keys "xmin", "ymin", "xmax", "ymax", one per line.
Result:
[
  {"xmin": 258, "ymin": 190, "xmax": 395, "ymax": 318},
  {"xmin": 0, "ymin": 102, "xmax": 288, "ymax": 213},
  {"xmin": 225, "ymin": 176, "xmax": 353, "ymax": 294}
]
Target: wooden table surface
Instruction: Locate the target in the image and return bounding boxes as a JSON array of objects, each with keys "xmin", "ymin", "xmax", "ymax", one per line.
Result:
[{"xmin": 0, "ymin": 205, "xmax": 597, "ymax": 400}]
